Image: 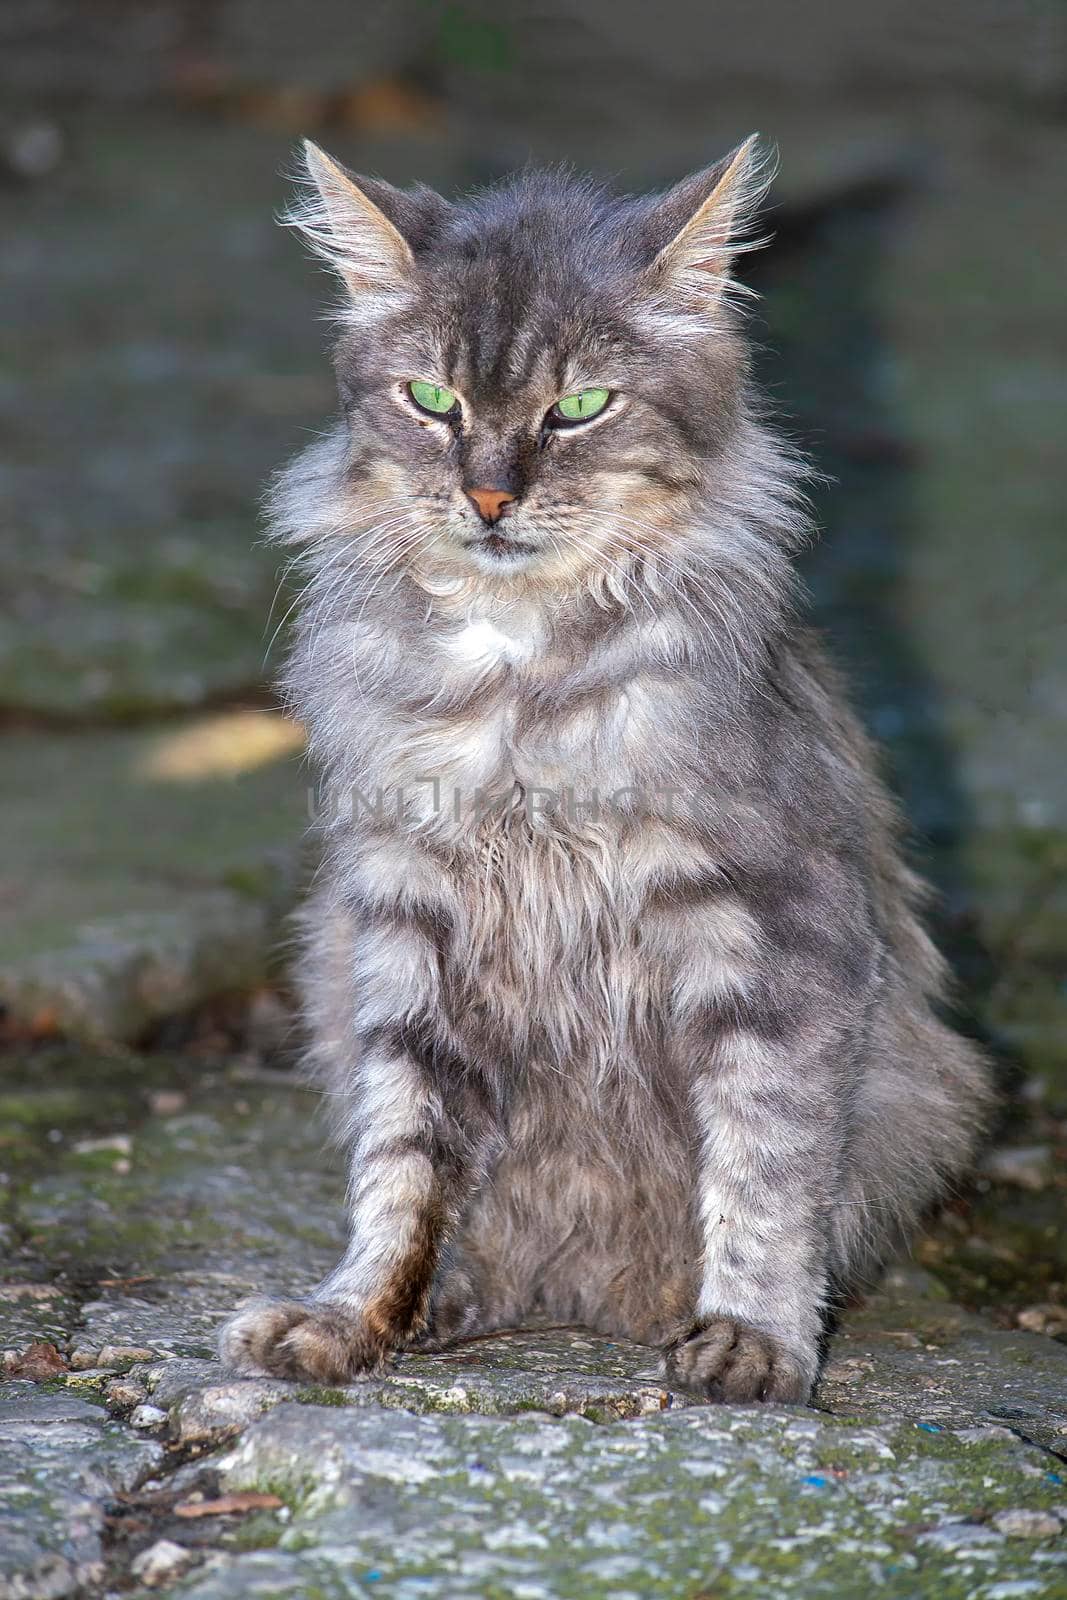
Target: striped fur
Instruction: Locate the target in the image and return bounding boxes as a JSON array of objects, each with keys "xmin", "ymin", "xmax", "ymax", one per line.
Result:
[{"xmin": 219, "ymin": 142, "xmax": 993, "ymax": 1400}]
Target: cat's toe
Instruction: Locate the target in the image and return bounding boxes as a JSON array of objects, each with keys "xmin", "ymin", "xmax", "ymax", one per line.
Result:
[
  {"xmin": 664, "ymin": 1316, "xmax": 812, "ymax": 1404},
  {"xmin": 218, "ymin": 1298, "xmax": 388, "ymax": 1382}
]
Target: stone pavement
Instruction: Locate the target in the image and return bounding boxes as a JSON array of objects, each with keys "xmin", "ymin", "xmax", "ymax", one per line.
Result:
[{"xmin": 2, "ymin": 1048, "xmax": 1066, "ymax": 1598}]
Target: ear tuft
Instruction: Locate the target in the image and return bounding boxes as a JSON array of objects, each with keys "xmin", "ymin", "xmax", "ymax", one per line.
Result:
[
  {"xmin": 283, "ymin": 140, "xmax": 416, "ymax": 298},
  {"xmin": 647, "ymin": 135, "xmax": 775, "ymax": 305}
]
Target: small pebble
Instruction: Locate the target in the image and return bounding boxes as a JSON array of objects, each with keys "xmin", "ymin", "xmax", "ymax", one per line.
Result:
[
  {"xmin": 1017, "ymin": 1304, "xmax": 1067, "ymax": 1338},
  {"xmin": 68, "ymin": 1347, "xmax": 103, "ymax": 1371},
  {"xmin": 97, "ymin": 1343, "xmax": 157, "ymax": 1369},
  {"xmin": 148, "ymin": 1089, "xmax": 188, "ymax": 1116},
  {"xmin": 0, "ymin": 1282, "xmax": 61, "ymax": 1302},
  {"xmin": 822, "ymin": 1357, "xmax": 874, "ymax": 1382},
  {"xmin": 918, "ymin": 1522, "xmax": 1003, "ymax": 1551},
  {"xmin": 130, "ymin": 1403, "xmax": 168, "ymax": 1431},
  {"xmin": 72, "ymin": 1134, "xmax": 132, "ymax": 1156},
  {"xmin": 981, "ymin": 1145, "xmax": 1052, "ymax": 1191},
  {"xmin": 107, "ymin": 1376, "xmax": 149, "ymax": 1409},
  {"xmin": 2, "ymin": 120, "xmax": 64, "ymax": 181},
  {"xmin": 992, "ymin": 1509, "xmax": 1063, "ymax": 1539},
  {"xmin": 130, "ymin": 1539, "xmax": 194, "ymax": 1587}
]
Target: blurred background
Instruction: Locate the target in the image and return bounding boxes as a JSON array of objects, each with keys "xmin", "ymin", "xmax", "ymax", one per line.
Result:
[{"xmin": 0, "ymin": 1, "xmax": 1064, "ymax": 1329}]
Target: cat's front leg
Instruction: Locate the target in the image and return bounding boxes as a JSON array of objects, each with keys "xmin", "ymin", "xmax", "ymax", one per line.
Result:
[
  {"xmin": 220, "ymin": 1018, "xmax": 486, "ymax": 1381},
  {"xmin": 221, "ymin": 892, "xmax": 490, "ymax": 1382},
  {"xmin": 665, "ymin": 1017, "xmax": 842, "ymax": 1405}
]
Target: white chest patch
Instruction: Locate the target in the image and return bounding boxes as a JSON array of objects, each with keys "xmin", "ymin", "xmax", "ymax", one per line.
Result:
[{"xmin": 446, "ymin": 613, "xmax": 540, "ymax": 671}]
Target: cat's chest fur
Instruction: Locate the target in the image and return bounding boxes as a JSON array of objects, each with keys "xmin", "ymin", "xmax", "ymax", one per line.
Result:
[
  {"xmin": 368, "ymin": 600, "xmax": 683, "ymax": 834},
  {"xmin": 348, "ymin": 602, "xmax": 734, "ymax": 1069}
]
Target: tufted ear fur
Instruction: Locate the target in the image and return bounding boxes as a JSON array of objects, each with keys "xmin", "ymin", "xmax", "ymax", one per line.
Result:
[
  {"xmin": 644, "ymin": 136, "xmax": 772, "ymax": 305},
  {"xmin": 286, "ymin": 141, "xmax": 450, "ymax": 300}
]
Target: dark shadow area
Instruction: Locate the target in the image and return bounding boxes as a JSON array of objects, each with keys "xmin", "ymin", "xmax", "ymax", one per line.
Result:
[{"xmin": 746, "ymin": 190, "xmax": 1007, "ymax": 1076}]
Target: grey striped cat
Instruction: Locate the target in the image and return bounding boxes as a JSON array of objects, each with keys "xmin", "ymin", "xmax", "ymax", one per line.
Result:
[{"xmin": 219, "ymin": 138, "xmax": 993, "ymax": 1403}]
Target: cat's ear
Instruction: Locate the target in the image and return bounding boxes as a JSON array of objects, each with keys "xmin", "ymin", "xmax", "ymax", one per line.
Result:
[
  {"xmin": 288, "ymin": 141, "xmax": 450, "ymax": 298},
  {"xmin": 643, "ymin": 136, "xmax": 771, "ymax": 304}
]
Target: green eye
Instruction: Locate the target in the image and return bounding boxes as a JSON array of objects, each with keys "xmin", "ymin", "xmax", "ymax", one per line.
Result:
[
  {"xmin": 409, "ymin": 380, "xmax": 458, "ymax": 416},
  {"xmin": 553, "ymin": 387, "xmax": 610, "ymax": 423}
]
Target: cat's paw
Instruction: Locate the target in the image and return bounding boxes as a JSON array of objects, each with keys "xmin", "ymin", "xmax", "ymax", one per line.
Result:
[
  {"xmin": 663, "ymin": 1316, "xmax": 812, "ymax": 1404},
  {"xmin": 218, "ymin": 1298, "xmax": 390, "ymax": 1382}
]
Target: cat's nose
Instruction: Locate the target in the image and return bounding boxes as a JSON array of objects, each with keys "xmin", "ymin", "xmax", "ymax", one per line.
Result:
[{"xmin": 465, "ymin": 486, "xmax": 517, "ymax": 525}]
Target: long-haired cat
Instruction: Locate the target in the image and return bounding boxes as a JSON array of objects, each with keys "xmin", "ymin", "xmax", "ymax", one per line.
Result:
[{"xmin": 219, "ymin": 138, "xmax": 993, "ymax": 1403}]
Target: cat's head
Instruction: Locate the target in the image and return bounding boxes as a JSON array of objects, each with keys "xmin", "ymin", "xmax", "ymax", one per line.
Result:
[{"xmin": 284, "ymin": 139, "xmax": 773, "ymax": 597}]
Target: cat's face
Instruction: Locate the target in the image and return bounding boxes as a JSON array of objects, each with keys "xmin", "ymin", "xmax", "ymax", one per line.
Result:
[{"xmin": 294, "ymin": 142, "xmax": 765, "ymax": 596}]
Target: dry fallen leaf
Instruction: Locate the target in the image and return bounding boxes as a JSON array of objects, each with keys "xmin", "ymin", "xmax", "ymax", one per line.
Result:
[
  {"xmin": 174, "ymin": 1493, "xmax": 283, "ymax": 1519},
  {"xmin": 8, "ymin": 1340, "xmax": 69, "ymax": 1378}
]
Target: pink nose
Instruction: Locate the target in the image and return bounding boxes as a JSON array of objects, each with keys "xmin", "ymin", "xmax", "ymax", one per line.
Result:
[{"xmin": 466, "ymin": 486, "xmax": 516, "ymax": 524}]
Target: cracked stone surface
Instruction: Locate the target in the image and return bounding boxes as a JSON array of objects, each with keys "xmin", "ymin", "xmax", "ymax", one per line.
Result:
[
  {"xmin": 1, "ymin": 1049, "xmax": 1066, "ymax": 1596},
  {"xmin": 175, "ymin": 1405, "xmax": 1067, "ymax": 1600},
  {"xmin": 0, "ymin": 1385, "xmax": 161, "ymax": 1600}
]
